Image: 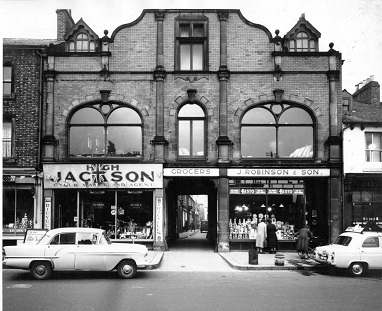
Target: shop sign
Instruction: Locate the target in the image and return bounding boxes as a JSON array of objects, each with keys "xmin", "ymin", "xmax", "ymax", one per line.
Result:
[
  {"xmin": 24, "ymin": 229, "xmax": 48, "ymax": 244},
  {"xmin": 43, "ymin": 164, "xmax": 163, "ymax": 189},
  {"xmin": 230, "ymin": 188, "xmax": 304, "ymax": 195},
  {"xmin": 228, "ymin": 168, "xmax": 330, "ymax": 177},
  {"xmin": 156, "ymin": 198, "xmax": 163, "ymax": 242},
  {"xmin": 44, "ymin": 197, "xmax": 51, "ymax": 230},
  {"xmin": 164, "ymin": 168, "xmax": 219, "ymax": 177}
]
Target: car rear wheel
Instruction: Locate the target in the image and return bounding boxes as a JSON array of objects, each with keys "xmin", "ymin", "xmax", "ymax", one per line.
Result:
[
  {"xmin": 117, "ymin": 260, "xmax": 137, "ymax": 279},
  {"xmin": 30, "ymin": 261, "xmax": 52, "ymax": 280},
  {"xmin": 348, "ymin": 262, "xmax": 367, "ymax": 277}
]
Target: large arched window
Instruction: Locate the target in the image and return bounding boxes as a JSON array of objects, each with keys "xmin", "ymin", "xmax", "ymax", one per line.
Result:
[
  {"xmin": 241, "ymin": 103, "xmax": 315, "ymax": 158},
  {"xmin": 178, "ymin": 103, "xmax": 206, "ymax": 157},
  {"xmin": 69, "ymin": 103, "xmax": 142, "ymax": 158}
]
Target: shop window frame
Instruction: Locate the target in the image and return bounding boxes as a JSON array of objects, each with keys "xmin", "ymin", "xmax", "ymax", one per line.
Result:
[
  {"xmin": 68, "ymin": 102, "xmax": 143, "ymax": 159},
  {"xmin": 174, "ymin": 14, "xmax": 209, "ymax": 71},
  {"xmin": 240, "ymin": 102, "xmax": 316, "ymax": 160},
  {"xmin": 177, "ymin": 102, "xmax": 207, "ymax": 159}
]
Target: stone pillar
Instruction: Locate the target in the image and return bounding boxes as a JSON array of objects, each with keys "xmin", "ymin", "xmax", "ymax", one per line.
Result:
[
  {"xmin": 216, "ymin": 11, "xmax": 231, "ymax": 164},
  {"xmin": 329, "ymin": 169, "xmax": 342, "ymax": 242},
  {"xmin": 151, "ymin": 10, "xmax": 167, "ymax": 162},
  {"xmin": 217, "ymin": 174, "xmax": 230, "ymax": 252},
  {"xmin": 42, "ymin": 55, "xmax": 57, "ymax": 161}
]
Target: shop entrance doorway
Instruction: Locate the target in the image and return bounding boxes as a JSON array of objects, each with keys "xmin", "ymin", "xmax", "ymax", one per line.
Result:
[{"xmin": 166, "ymin": 177, "xmax": 217, "ymax": 250}]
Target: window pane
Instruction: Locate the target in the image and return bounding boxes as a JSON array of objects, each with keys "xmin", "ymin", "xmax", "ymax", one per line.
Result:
[
  {"xmin": 280, "ymin": 127, "xmax": 313, "ymax": 157},
  {"xmin": 193, "ymin": 24, "xmax": 204, "ymax": 37},
  {"xmin": 192, "ymin": 44, "xmax": 203, "ymax": 70},
  {"xmin": 192, "ymin": 120, "xmax": 204, "ymax": 155},
  {"xmin": 178, "ymin": 104, "xmax": 204, "ymax": 117},
  {"xmin": 108, "ymin": 126, "xmax": 142, "ymax": 157},
  {"xmin": 309, "ymin": 40, "xmax": 315, "ymax": 50},
  {"xmin": 82, "ymin": 40, "xmax": 89, "ymax": 51},
  {"xmin": 179, "ymin": 120, "xmax": 191, "ymax": 155},
  {"xmin": 3, "ymin": 66, "xmax": 12, "ymax": 80},
  {"xmin": 71, "ymin": 108, "xmax": 104, "ymax": 124},
  {"xmin": 3, "ymin": 83, "xmax": 12, "ymax": 95},
  {"xmin": 180, "ymin": 25, "xmax": 190, "ymax": 37},
  {"xmin": 3, "ymin": 190, "xmax": 15, "ymax": 229},
  {"xmin": 242, "ymin": 108, "xmax": 275, "ymax": 124},
  {"xmin": 241, "ymin": 127, "xmax": 276, "ymax": 157},
  {"xmin": 70, "ymin": 126, "xmax": 105, "ymax": 156},
  {"xmin": 3, "ymin": 122, "xmax": 12, "ymax": 157},
  {"xmin": 279, "ymin": 108, "xmax": 312, "ymax": 124},
  {"xmin": 76, "ymin": 40, "xmax": 83, "ymax": 51},
  {"xmin": 108, "ymin": 107, "xmax": 141, "ymax": 124},
  {"xmin": 290, "ymin": 40, "xmax": 295, "ymax": 51},
  {"xmin": 180, "ymin": 44, "xmax": 191, "ymax": 70},
  {"xmin": 69, "ymin": 41, "xmax": 75, "ymax": 51},
  {"xmin": 16, "ymin": 190, "xmax": 34, "ymax": 228},
  {"xmin": 89, "ymin": 41, "xmax": 95, "ymax": 51}
]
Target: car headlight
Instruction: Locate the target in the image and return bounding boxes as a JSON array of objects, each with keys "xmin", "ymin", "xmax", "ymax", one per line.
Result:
[
  {"xmin": 2, "ymin": 248, "xmax": 5, "ymax": 261},
  {"xmin": 330, "ymin": 252, "xmax": 335, "ymax": 263}
]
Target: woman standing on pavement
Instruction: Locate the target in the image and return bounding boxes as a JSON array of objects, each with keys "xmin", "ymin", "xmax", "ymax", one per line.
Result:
[
  {"xmin": 294, "ymin": 225, "xmax": 312, "ymax": 259},
  {"xmin": 266, "ymin": 219, "xmax": 278, "ymax": 254},
  {"xmin": 256, "ymin": 219, "xmax": 267, "ymax": 254}
]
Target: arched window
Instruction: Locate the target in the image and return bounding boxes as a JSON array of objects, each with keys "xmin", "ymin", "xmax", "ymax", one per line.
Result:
[
  {"xmin": 296, "ymin": 32, "xmax": 309, "ymax": 52},
  {"xmin": 68, "ymin": 31, "xmax": 95, "ymax": 52},
  {"xmin": 241, "ymin": 103, "xmax": 315, "ymax": 158},
  {"xmin": 178, "ymin": 103, "xmax": 206, "ymax": 157},
  {"xmin": 69, "ymin": 103, "xmax": 142, "ymax": 158}
]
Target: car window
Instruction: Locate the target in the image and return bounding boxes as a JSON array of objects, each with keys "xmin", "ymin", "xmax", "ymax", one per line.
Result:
[
  {"xmin": 50, "ymin": 233, "xmax": 76, "ymax": 245},
  {"xmin": 100, "ymin": 232, "xmax": 112, "ymax": 245},
  {"xmin": 362, "ymin": 237, "xmax": 379, "ymax": 248},
  {"xmin": 334, "ymin": 235, "xmax": 352, "ymax": 246},
  {"xmin": 77, "ymin": 232, "xmax": 98, "ymax": 245}
]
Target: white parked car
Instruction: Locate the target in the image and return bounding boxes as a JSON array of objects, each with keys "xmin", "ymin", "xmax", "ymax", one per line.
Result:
[
  {"xmin": 314, "ymin": 226, "xmax": 382, "ymax": 276},
  {"xmin": 2, "ymin": 227, "xmax": 149, "ymax": 280}
]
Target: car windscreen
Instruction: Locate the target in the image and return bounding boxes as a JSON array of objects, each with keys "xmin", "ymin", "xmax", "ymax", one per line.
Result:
[
  {"xmin": 334, "ymin": 235, "xmax": 352, "ymax": 246},
  {"xmin": 100, "ymin": 232, "xmax": 112, "ymax": 245}
]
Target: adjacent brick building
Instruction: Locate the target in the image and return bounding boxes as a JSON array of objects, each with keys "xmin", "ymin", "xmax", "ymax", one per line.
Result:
[{"xmin": 4, "ymin": 9, "xmax": 344, "ymax": 250}]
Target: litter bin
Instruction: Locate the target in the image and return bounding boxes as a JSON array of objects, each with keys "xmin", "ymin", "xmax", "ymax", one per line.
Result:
[
  {"xmin": 275, "ymin": 254, "xmax": 285, "ymax": 266},
  {"xmin": 248, "ymin": 249, "xmax": 258, "ymax": 265}
]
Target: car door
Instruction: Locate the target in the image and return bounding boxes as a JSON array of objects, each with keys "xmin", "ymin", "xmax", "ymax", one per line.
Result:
[
  {"xmin": 44, "ymin": 233, "xmax": 76, "ymax": 270},
  {"xmin": 75, "ymin": 232, "xmax": 106, "ymax": 270},
  {"xmin": 360, "ymin": 236, "xmax": 381, "ymax": 269}
]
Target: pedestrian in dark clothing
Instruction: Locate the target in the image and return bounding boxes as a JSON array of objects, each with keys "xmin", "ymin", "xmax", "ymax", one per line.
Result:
[
  {"xmin": 266, "ymin": 218, "xmax": 278, "ymax": 254},
  {"xmin": 295, "ymin": 225, "xmax": 312, "ymax": 259}
]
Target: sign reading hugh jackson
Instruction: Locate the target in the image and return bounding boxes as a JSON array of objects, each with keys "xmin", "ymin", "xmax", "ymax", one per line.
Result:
[
  {"xmin": 228, "ymin": 168, "xmax": 330, "ymax": 177},
  {"xmin": 43, "ymin": 164, "xmax": 163, "ymax": 189}
]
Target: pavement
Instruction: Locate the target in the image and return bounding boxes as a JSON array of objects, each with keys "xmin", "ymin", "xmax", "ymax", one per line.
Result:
[{"xmin": 145, "ymin": 230, "xmax": 324, "ymax": 271}]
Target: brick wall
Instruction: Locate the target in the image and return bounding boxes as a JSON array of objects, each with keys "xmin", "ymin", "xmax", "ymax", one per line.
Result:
[
  {"xmin": 3, "ymin": 48, "xmax": 41, "ymax": 167},
  {"xmin": 353, "ymin": 81, "xmax": 380, "ymax": 106}
]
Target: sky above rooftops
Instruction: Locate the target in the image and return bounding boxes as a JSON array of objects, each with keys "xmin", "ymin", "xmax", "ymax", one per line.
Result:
[{"xmin": 1, "ymin": 0, "xmax": 381, "ymax": 99}]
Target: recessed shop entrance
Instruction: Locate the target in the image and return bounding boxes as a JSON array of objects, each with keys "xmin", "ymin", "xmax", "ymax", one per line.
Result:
[{"xmin": 166, "ymin": 177, "xmax": 217, "ymax": 249}]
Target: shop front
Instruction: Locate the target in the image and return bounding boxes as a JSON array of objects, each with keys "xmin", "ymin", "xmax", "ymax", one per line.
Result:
[
  {"xmin": 43, "ymin": 163, "xmax": 164, "ymax": 249},
  {"xmin": 344, "ymin": 175, "xmax": 382, "ymax": 229},
  {"xmin": 2, "ymin": 169, "xmax": 43, "ymax": 245},
  {"xmin": 226, "ymin": 168, "xmax": 330, "ymax": 251}
]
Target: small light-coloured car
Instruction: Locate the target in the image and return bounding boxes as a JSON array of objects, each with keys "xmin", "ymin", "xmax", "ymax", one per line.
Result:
[
  {"xmin": 314, "ymin": 226, "xmax": 382, "ymax": 276},
  {"xmin": 2, "ymin": 227, "xmax": 149, "ymax": 280}
]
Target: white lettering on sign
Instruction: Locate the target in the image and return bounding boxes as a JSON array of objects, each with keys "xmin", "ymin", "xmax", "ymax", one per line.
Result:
[
  {"xmin": 156, "ymin": 198, "xmax": 163, "ymax": 242},
  {"xmin": 228, "ymin": 168, "xmax": 330, "ymax": 177},
  {"xmin": 163, "ymin": 168, "xmax": 219, "ymax": 176}
]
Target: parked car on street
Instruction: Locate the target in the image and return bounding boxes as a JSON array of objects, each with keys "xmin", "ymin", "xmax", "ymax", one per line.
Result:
[
  {"xmin": 313, "ymin": 225, "xmax": 382, "ymax": 276},
  {"xmin": 2, "ymin": 227, "xmax": 149, "ymax": 280}
]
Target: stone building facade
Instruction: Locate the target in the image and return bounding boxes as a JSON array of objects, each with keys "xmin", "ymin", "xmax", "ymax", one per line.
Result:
[{"xmin": 4, "ymin": 9, "xmax": 344, "ymax": 250}]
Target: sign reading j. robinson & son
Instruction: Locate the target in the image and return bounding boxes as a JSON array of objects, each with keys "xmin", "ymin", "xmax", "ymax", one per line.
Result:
[
  {"xmin": 43, "ymin": 164, "xmax": 163, "ymax": 189},
  {"xmin": 228, "ymin": 168, "xmax": 330, "ymax": 177}
]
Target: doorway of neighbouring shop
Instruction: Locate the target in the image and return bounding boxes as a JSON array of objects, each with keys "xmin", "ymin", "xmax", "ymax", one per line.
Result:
[{"xmin": 165, "ymin": 177, "xmax": 217, "ymax": 250}]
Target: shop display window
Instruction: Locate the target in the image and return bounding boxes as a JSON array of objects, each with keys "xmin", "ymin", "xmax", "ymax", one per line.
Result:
[
  {"xmin": 54, "ymin": 190, "xmax": 153, "ymax": 240},
  {"xmin": 3, "ymin": 189, "xmax": 34, "ymax": 234}
]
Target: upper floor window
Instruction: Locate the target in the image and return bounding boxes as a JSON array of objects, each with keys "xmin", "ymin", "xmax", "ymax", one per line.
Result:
[
  {"xmin": 178, "ymin": 103, "xmax": 206, "ymax": 157},
  {"xmin": 3, "ymin": 117, "xmax": 15, "ymax": 158},
  {"xmin": 69, "ymin": 103, "xmax": 142, "ymax": 158},
  {"xmin": 175, "ymin": 15, "xmax": 208, "ymax": 71},
  {"xmin": 241, "ymin": 103, "xmax": 315, "ymax": 158},
  {"xmin": 68, "ymin": 30, "xmax": 96, "ymax": 52},
  {"xmin": 365, "ymin": 132, "xmax": 382, "ymax": 162},
  {"xmin": 342, "ymin": 98, "xmax": 350, "ymax": 111},
  {"xmin": 3, "ymin": 63, "xmax": 13, "ymax": 95},
  {"xmin": 289, "ymin": 32, "xmax": 317, "ymax": 52}
]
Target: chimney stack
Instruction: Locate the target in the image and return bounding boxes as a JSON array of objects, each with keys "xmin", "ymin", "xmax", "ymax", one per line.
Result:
[
  {"xmin": 56, "ymin": 9, "xmax": 75, "ymax": 41},
  {"xmin": 353, "ymin": 78, "xmax": 380, "ymax": 106}
]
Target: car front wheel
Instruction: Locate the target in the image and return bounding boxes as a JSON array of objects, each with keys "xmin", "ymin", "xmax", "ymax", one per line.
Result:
[
  {"xmin": 348, "ymin": 262, "xmax": 367, "ymax": 277},
  {"xmin": 117, "ymin": 260, "xmax": 137, "ymax": 279},
  {"xmin": 30, "ymin": 261, "xmax": 52, "ymax": 280}
]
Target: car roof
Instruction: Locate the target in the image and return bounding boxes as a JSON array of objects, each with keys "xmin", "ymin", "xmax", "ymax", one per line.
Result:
[
  {"xmin": 47, "ymin": 227, "xmax": 105, "ymax": 235},
  {"xmin": 340, "ymin": 231, "xmax": 382, "ymax": 238}
]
